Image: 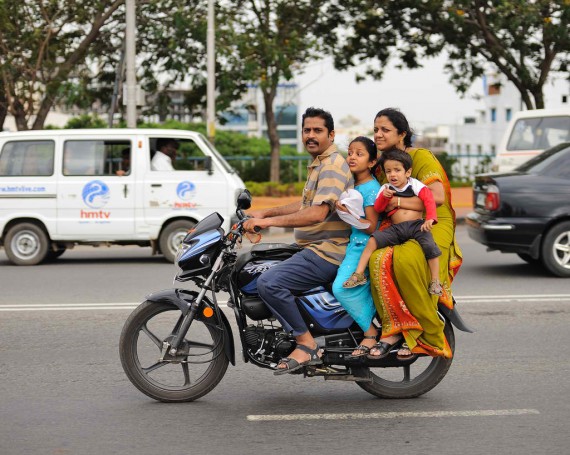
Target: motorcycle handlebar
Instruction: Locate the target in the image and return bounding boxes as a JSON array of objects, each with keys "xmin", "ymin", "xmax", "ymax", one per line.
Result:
[{"xmin": 234, "ymin": 211, "xmax": 261, "ymax": 233}]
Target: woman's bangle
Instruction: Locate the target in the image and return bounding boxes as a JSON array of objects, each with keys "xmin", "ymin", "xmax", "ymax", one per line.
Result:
[{"xmin": 397, "ymin": 197, "xmax": 401, "ymax": 208}]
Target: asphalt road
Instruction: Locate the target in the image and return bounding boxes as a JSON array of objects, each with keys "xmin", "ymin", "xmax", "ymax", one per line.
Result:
[{"xmin": 1, "ymin": 226, "xmax": 570, "ymax": 455}]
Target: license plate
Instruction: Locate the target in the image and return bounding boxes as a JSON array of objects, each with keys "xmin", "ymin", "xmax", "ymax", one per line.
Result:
[{"xmin": 476, "ymin": 193, "xmax": 486, "ymax": 207}]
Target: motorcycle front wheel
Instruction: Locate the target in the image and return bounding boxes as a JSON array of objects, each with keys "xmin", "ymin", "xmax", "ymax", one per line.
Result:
[
  {"xmin": 355, "ymin": 319, "xmax": 455, "ymax": 399},
  {"xmin": 119, "ymin": 301, "xmax": 229, "ymax": 402}
]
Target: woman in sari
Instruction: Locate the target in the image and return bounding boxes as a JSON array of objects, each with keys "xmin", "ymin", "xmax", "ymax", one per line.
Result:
[{"xmin": 368, "ymin": 108, "xmax": 462, "ymax": 359}]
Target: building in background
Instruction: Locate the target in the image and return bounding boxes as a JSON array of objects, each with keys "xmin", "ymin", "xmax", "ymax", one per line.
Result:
[{"xmin": 218, "ymin": 82, "xmax": 301, "ymax": 151}]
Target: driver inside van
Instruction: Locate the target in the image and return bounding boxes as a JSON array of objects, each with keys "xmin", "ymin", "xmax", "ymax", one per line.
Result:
[{"xmin": 151, "ymin": 138, "xmax": 179, "ymax": 171}]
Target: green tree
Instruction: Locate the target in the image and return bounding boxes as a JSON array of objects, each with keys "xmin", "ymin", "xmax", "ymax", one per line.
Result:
[
  {"xmin": 0, "ymin": 0, "xmax": 124, "ymax": 130},
  {"xmin": 323, "ymin": 0, "xmax": 570, "ymax": 109},
  {"xmin": 217, "ymin": 0, "xmax": 329, "ymax": 182},
  {"xmin": 65, "ymin": 114, "xmax": 108, "ymax": 129},
  {"xmin": 434, "ymin": 151, "xmax": 458, "ymax": 181}
]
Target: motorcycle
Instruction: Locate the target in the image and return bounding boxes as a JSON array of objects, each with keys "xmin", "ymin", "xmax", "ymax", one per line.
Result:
[{"xmin": 119, "ymin": 190, "xmax": 474, "ymax": 402}]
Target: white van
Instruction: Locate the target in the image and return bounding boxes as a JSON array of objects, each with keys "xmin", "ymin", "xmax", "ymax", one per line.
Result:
[
  {"xmin": 0, "ymin": 129, "xmax": 245, "ymax": 265},
  {"xmin": 495, "ymin": 108, "xmax": 570, "ymax": 172}
]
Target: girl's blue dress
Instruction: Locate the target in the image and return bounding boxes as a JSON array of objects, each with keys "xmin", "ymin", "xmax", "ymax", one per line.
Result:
[{"xmin": 332, "ymin": 179, "xmax": 381, "ymax": 331}]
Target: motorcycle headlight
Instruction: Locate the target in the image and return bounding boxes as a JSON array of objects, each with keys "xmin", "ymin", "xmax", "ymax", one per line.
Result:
[{"xmin": 175, "ymin": 243, "xmax": 190, "ymax": 266}]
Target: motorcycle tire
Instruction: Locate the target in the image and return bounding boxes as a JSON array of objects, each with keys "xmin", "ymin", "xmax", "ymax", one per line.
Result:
[
  {"xmin": 355, "ymin": 319, "xmax": 455, "ymax": 399},
  {"xmin": 119, "ymin": 300, "xmax": 229, "ymax": 402}
]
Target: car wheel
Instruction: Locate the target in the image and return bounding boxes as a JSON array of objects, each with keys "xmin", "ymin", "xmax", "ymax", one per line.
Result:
[{"xmin": 541, "ymin": 221, "xmax": 570, "ymax": 277}]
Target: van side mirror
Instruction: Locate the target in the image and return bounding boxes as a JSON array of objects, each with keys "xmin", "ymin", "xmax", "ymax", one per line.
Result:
[
  {"xmin": 236, "ymin": 189, "xmax": 252, "ymax": 210},
  {"xmin": 204, "ymin": 156, "xmax": 213, "ymax": 175}
]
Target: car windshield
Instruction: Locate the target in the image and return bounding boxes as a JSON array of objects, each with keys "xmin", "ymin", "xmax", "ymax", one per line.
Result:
[
  {"xmin": 197, "ymin": 134, "xmax": 236, "ymax": 174},
  {"xmin": 515, "ymin": 143, "xmax": 570, "ymax": 178}
]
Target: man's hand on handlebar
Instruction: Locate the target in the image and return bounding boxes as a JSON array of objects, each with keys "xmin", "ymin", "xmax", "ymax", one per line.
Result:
[
  {"xmin": 245, "ymin": 209, "xmax": 266, "ymax": 219},
  {"xmin": 243, "ymin": 217, "xmax": 267, "ymax": 233}
]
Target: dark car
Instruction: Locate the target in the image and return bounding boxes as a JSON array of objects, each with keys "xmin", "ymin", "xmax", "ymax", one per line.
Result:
[{"xmin": 466, "ymin": 142, "xmax": 570, "ymax": 277}]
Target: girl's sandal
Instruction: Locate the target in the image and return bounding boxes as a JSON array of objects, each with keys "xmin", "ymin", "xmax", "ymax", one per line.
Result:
[
  {"xmin": 346, "ymin": 335, "xmax": 377, "ymax": 359},
  {"xmin": 343, "ymin": 272, "xmax": 368, "ymax": 288}
]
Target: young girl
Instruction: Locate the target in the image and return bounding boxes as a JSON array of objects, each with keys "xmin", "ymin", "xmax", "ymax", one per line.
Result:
[
  {"xmin": 332, "ymin": 136, "xmax": 381, "ymax": 358},
  {"xmin": 343, "ymin": 148, "xmax": 443, "ymax": 297}
]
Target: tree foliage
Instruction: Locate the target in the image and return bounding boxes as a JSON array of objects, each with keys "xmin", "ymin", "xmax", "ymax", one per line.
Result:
[
  {"xmin": 135, "ymin": 0, "xmax": 244, "ymax": 120},
  {"xmin": 0, "ymin": 0, "xmax": 124, "ymax": 130},
  {"xmin": 323, "ymin": 0, "xmax": 570, "ymax": 109},
  {"xmin": 217, "ymin": 0, "xmax": 329, "ymax": 182}
]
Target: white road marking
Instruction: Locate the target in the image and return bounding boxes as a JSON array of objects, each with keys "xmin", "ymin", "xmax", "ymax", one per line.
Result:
[
  {"xmin": 456, "ymin": 294, "xmax": 570, "ymax": 303},
  {"xmin": 1, "ymin": 294, "xmax": 570, "ymax": 312},
  {"xmin": 246, "ymin": 408, "xmax": 540, "ymax": 422},
  {"xmin": 0, "ymin": 302, "xmax": 229, "ymax": 311}
]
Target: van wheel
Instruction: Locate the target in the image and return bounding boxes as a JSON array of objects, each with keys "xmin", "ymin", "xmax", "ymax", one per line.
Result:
[
  {"xmin": 159, "ymin": 220, "xmax": 196, "ymax": 263},
  {"xmin": 541, "ymin": 221, "xmax": 570, "ymax": 277},
  {"xmin": 5, "ymin": 223, "xmax": 50, "ymax": 266}
]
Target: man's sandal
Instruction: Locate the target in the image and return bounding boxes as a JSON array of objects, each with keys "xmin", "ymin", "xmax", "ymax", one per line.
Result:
[
  {"xmin": 396, "ymin": 343, "xmax": 417, "ymax": 361},
  {"xmin": 343, "ymin": 272, "xmax": 368, "ymax": 288},
  {"xmin": 274, "ymin": 344, "xmax": 323, "ymax": 376},
  {"xmin": 367, "ymin": 337, "xmax": 402, "ymax": 359},
  {"xmin": 346, "ymin": 335, "xmax": 377, "ymax": 359}
]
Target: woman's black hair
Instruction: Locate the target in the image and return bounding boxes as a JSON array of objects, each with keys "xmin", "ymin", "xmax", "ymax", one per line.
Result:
[{"xmin": 375, "ymin": 108, "xmax": 414, "ymax": 147}]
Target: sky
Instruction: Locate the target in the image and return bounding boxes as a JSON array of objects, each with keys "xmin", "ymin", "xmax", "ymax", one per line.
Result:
[{"xmin": 295, "ymin": 54, "xmax": 483, "ymax": 133}]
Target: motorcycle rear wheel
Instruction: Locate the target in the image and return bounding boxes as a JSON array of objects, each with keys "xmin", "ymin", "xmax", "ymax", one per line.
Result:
[
  {"xmin": 355, "ymin": 320, "xmax": 455, "ymax": 399},
  {"xmin": 119, "ymin": 301, "xmax": 229, "ymax": 402}
]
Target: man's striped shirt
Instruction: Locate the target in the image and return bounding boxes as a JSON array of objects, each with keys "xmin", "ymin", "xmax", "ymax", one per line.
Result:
[{"xmin": 295, "ymin": 144, "xmax": 353, "ymax": 265}]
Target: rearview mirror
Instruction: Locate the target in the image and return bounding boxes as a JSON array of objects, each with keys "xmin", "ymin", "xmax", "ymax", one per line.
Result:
[
  {"xmin": 204, "ymin": 156, "xmax": 213, "ymax": 175},
  {"xmin": 236, "ymin": 189, "xmax": 252, "ymax": 210}
]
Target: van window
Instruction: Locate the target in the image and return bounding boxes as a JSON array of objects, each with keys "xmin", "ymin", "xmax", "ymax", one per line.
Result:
[
  {"xmin": 506, "ymin": 116, "xmax": 570, "ymax": 151},
  {"xmin": 63, "ymin": 140, "xmax": 131, "ymax": 176},
  {"xmin": 0, "ymin": 140, "xmax": 55, "ymax": 176},
  {"xmin": 150, "ymin": 137, "xmax": 209, "ymax": 171}
]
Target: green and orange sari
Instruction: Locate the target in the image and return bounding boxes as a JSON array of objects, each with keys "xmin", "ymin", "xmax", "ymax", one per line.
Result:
[{"xmin": 369, "ymin": 148, "xmax": 463, "ymax": 358}]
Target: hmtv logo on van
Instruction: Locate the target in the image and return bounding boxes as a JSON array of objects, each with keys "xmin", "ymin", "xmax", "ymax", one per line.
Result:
[
  {"xmin": 82, "ymin": 180, "xmax": 110, "ymax": 209},
  {"xmin": 177, "ymin": 181, "xmax": 196, "ymax": 201}
]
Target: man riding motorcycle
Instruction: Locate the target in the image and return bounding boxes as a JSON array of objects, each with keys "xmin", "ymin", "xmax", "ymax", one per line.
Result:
[{"xmin": 243, "ymin": 107, "xmax": 353, "ymax": 374}]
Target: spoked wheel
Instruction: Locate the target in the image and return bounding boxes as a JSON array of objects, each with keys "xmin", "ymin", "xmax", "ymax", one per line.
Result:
[
  {"xmin": 119, "ymin": 301, "xmax": 229, "ymax": 402},
  {"xmin": 355, "ymin": 320, "xmax": 455, "ymax": 399}
]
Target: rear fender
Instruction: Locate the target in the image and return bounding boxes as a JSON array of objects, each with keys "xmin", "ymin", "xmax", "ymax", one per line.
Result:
[
  {"xmin": 438, "ymin": 303, "xmax": 476, "ymax": 333},
  {"xmin": 146, "ymin": 288, "xmax": 235, "ymax": 365}
]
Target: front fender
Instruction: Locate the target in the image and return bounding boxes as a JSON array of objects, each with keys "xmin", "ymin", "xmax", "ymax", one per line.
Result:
[{"xmin": 146, "ymin": 288, "xmax": 235, "ymax": 365}]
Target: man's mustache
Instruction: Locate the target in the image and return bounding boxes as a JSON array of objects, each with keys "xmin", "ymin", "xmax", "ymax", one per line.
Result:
[{"xmin": 305, "ymin": 139, "xmax": 319, "ymax": 145}]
